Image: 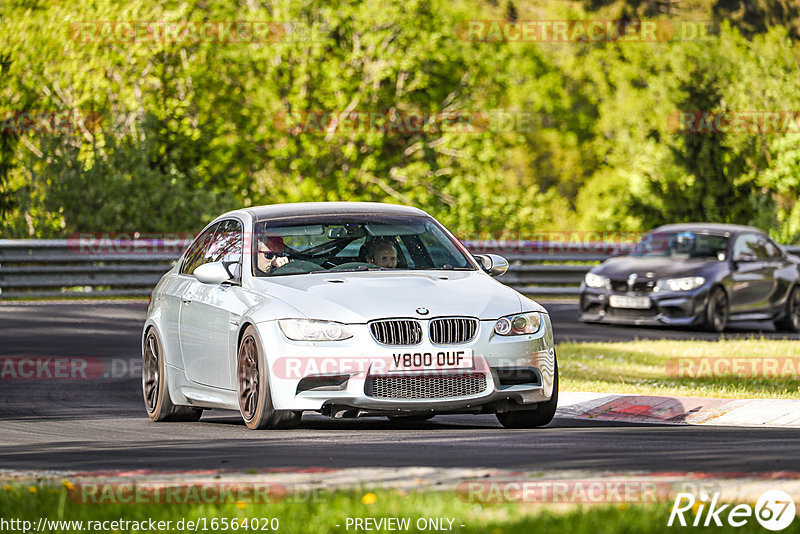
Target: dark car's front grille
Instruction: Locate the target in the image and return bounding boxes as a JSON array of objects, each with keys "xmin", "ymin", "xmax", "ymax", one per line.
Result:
[
  {"xmin": 610, "ymin": 279, "xmax": 657, "ymax": 293},
  {"xmin": 429, "ymin": 317, "xmax": 478, "ymax": 344},
  {"xmin": 369, "ymin": 319, "xmax": 423, "ymax": 346},
  {"xmin": 365, "ymin": 373, "xmax": 487, "ymax": 399}
]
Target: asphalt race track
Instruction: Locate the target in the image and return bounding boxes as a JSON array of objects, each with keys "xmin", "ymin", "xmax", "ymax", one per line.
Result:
[{"xmin": 1, "ymin": 300, "xmax": 799, "ymax": 473}]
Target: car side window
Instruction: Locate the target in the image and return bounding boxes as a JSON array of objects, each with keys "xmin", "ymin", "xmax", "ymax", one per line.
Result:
[
  {"xmin": 208, "ymin": 219, "xmax": 244, "ymax": 280},
  {"xmin": 763, "ymin": 239, "xmax": 782, "ymax": 259},
  {"xmin": 181, "ymin": 224, "xmax": 219, "ymax": 275},
  {"xmin": 733, "ymin": 233, "xmax": 767, "ymax": 261}
]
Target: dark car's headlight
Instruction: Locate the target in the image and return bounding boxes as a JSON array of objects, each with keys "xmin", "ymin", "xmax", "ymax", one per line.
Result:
[
  {"xmin": 584, "ymin": 272, "xmax": 610, "ymax": 289},
  {"xmin": 494, "ymin": 312, "xmax": 542, "ymax": 336},
  {"xmin": 655, "ymin": 276, "xmax": 705, "ymax": 292},
  {"xmin": 278, "ymin": 319, "xmax": 354, "ymax": 341}
]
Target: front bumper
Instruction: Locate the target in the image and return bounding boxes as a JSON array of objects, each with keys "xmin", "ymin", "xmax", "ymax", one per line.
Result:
[
  {"xmin": 579, "ymin": 285, "xmax": 710, "ymax": 326},
  {"xmin": 256, "ymin": 315, "xmax": 556, "ymax": 414}
]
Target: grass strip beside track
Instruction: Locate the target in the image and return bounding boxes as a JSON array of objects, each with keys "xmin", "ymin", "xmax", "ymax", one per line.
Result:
[{"xmin": 559, "ymin": 338, "xmax": 800, "ymax": 399}]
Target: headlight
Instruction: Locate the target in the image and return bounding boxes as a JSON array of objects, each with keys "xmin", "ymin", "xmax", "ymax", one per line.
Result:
[
  {"xmin": 278, "ymin": 319, "xmax": 354, "ymax": 341},
  {"xmin": 584, "ymin": 272, "xmax": 610, "ymax": 289},
  {"xmin": 494, "ymin": 312, "xmax": 542, "ymax": 336},
  {"xmin": 657, "ymin": 276, "xmax": 706, "ymax": 292}
]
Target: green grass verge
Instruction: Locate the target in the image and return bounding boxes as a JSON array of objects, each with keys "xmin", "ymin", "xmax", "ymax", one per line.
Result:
[
  {"xmin": 559, "ymin": 338, "xmax": 800, "ymax": 399},
  {"xmin": 1, "ymin": 484, "xmax": 794, "ymax": 533}
]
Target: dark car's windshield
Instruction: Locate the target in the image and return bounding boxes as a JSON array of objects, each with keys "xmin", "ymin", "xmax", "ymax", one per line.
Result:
[
  {"xmin": 630, "ymin": 231, "xmax": 729, "ymax": 261},
  {"xmin": 252, "ymin": 215, "xmax": 475, "ymax": 276}
]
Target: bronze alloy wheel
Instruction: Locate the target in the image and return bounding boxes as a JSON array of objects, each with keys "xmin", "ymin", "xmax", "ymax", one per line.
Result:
[
  {"xmin": 142, "ymin": 331, "xmax": 160, "ymax": 413},
  {"xmin": 142, "ymin": 328, "xmax": 202, "ymax": 422},
  {"xmin": 236, "ymin": 325, "xmax": 301, "ymax": 430},
  {"xmin": 238, "ymin": 333, "xmax": 260, "ymax": 421}
]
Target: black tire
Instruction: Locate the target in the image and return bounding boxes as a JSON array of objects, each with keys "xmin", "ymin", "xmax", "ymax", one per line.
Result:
[
  {"xmin": 496, "ymin": 355, "xmax": 558, "ymax": 429},
  {"xmin": 387, "ymin": 414, "xmax": 435, "ymax": 422},
  {"xmin": 237, "ymin": 325, "xmax": 301, "ymax": 430},
  {"xmin": 704, "ymin": 286, "xmax": 729, "ymax": 333},
  {"xmin": 775, "ymin": 286, "xmax": 800, "ymax": 333},
  {"xmin": 142, "ymin": 328, "xmax": 203, "ymax": 422}
]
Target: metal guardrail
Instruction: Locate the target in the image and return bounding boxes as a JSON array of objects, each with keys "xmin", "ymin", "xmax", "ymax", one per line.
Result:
[
  {"xmin": 0, "ymin": 239, "xmax": 184, "ymax": 298},
  {"xmin": 1, "ymin": 239, "xmax": 799, "ymax": 299}
]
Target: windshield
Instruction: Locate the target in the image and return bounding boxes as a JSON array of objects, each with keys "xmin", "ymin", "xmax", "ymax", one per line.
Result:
[
  {"xmin": 630, "ymin": 231, "xmax": 730, "ymax": 260},
  {"xmin": 251, "ymin": 215, "xmax": 476, "ymax": 276}
]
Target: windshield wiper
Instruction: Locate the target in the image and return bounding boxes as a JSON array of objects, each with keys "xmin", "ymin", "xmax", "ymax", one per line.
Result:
[
  {"xmin": 326, "ymin": 266, "xmax": 382, "ymax": 272},
  {"xmin": 430, "ymin": 265, "xmax": 472, "ymax": 270}
]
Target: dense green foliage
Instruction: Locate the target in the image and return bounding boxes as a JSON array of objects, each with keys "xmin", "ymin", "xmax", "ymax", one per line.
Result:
[{"xmin": 1, "ymin": 0, "xmax": 799, "ymax": 241}]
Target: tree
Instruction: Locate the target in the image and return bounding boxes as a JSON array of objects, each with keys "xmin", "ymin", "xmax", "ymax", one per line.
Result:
[{"xmin": 0, "ymin": 54, "xmax": 17, "ymax": 220}]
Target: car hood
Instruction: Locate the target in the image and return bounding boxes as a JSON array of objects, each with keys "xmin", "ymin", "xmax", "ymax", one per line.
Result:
[
  {"xmin": 593, "ymin": 255, "xmax": 717, "ymax": 279},
  {"xmin": 249, "ymin": 270, "xmax": 537, "ymax": 323}
]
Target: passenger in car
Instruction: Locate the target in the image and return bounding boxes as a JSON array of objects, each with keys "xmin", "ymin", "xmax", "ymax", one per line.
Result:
[{"xmin": 366, "ymin": 239, "xmax": 399, "ymax": 268}]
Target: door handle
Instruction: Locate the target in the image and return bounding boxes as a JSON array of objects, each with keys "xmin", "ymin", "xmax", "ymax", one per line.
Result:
[{"xmin": 182, "ymin": 299, "xmax": 192, "ymax": 304}]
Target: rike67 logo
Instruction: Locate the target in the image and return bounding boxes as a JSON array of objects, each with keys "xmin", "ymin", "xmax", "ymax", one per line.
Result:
[{"xmin": 669, "ymin": 490, "xmax": 796, "ymax": 531}]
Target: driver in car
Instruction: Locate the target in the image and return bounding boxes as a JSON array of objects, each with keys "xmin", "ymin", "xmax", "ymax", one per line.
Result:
[
  {"xmin": 256, "ymin": 235, "xmax": 289, "ymax": 275},
  {"xmin": 366, "ymin": 239, "xmax": 399, "ymax": 268}
]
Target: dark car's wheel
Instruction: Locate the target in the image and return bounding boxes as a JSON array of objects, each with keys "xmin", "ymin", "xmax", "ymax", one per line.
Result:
[
  {"xmin": 143, "ymin": 328, "xmax": 203, "ymax": 422},
  {"xmin": 496, "ymin": 357, "xmax": 558, "ymax": 429},
  {"xmin": 704, "ymin": 286, "xmax": 729, "ymax": 333},
  {"xmin": 775, "ymin": 286, "xmax": 800, "ymax": 333},
  {"xmin": 237, "ymin": 325, "xmax": 301, "ymax": 430}
]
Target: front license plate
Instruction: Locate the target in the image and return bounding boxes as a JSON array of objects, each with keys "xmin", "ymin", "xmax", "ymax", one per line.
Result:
[
  {"xmin": 387, "ymin": 349, "xmax": 473, "ymax": 372},
  {"xmin": 609, "ymin": 295, "xmax": 652, "ymax": 309}
]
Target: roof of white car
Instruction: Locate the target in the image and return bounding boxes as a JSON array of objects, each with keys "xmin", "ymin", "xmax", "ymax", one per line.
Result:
[{"xmin": 241, "ymin": 202, "xmax": 428, "ymax": 221}]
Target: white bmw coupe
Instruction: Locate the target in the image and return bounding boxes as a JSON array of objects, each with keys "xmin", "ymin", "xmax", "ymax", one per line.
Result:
[{"xmin": 142, "ymin": 202, "xmax": 557, "ymax": 429}]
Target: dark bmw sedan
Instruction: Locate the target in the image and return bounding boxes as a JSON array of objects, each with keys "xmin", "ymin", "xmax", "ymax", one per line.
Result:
[{"xmin": 579, "ymin": 224, "xmax": 800, "ymax": 332}]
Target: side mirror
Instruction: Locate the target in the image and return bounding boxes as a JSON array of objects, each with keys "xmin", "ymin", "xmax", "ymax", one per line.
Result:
[
  {"xmin": 194, "ymin": 262, "xmax": 232, "ymax": 284},
  {"xmin": 474, "ymin": 254, "xmax": 509, "ymax": 277}
]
